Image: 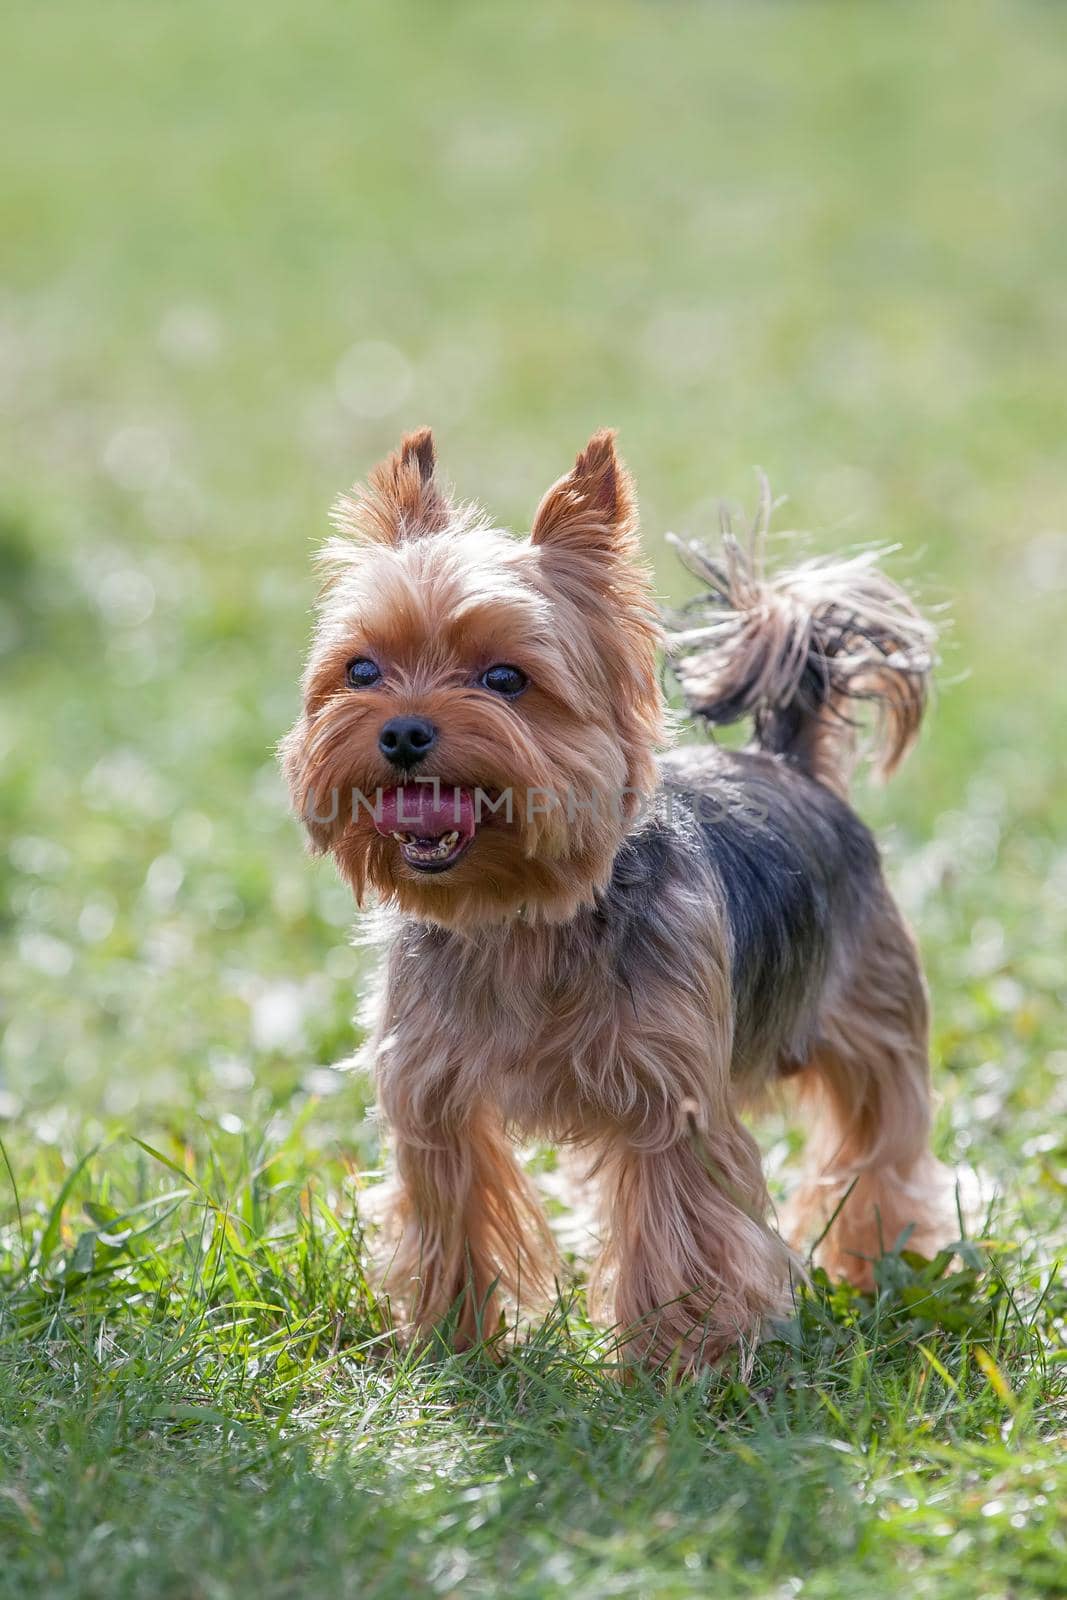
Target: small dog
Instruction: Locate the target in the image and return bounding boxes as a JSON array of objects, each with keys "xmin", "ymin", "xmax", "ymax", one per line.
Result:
[{"xmin": 282, "ymin": 428, "xmax": 954, "ymax": 1368}]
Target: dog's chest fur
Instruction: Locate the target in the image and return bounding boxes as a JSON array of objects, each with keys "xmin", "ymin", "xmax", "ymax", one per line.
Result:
[
  {"xmin": 379, "ymin": 889, "xmax": 692, "ymax": 1140},
  {"xmin": 375, "ymin": 751, "xmax": 881, "ymax": 1143}
]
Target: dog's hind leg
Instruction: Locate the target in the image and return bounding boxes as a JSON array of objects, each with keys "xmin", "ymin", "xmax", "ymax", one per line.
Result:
[{"xmin": 783, "ymin": 885, "xmax": 956, "ymax": 1289}]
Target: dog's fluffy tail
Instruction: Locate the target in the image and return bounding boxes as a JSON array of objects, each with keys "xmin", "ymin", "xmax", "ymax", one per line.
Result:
[{"xmin": 666, "ymin": 478, "xmax": 935, "ymax": 796}]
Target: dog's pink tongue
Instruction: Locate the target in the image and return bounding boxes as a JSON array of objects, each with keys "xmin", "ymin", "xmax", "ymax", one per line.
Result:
[{"xmin": 374, "ymin": 785, "xmax": 476, "ymax": 840}]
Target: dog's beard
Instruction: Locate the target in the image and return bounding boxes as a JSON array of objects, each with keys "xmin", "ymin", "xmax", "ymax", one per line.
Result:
[
  {"xmin": 321, "ymin": 768, "xmax": 631, "ymax": 927},
  {"xmin": 288, "ymin": 685, "xmax": 637, "ymax": 925}
]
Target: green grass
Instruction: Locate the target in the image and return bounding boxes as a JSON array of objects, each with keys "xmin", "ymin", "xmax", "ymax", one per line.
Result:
[{"xmin": 2, "ymin": 1, "xmax": 1066, "ymax": 1595}]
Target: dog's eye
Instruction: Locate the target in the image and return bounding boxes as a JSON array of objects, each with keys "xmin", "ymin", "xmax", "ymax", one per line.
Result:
[
  {"xmin": 479, "ymin": 663, "xmax": 528, "ymax": 698},
  {"xmin": 346, "ymin": 657, "xmax": 381, "ymax": 689}
]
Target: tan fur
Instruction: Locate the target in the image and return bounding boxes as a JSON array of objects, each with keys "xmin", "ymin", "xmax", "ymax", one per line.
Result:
[
  {"xmin": 667, "ymin": 481, "xmax": 935, "ymax": 797},
  {"xmin": 781, "ymin": 886, "xmax": 954, "ymax": 1288},
  {"xmin": 281, "ymin": 429, "xmax": 663, "ymax": 926},
  {"xmin": 282, "ymin": 431, "xmax": 953, "ymax": 1372}
]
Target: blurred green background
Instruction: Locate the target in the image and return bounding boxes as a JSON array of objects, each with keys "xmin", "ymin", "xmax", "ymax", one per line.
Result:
[
  {"xmin": 2, "ymin": 7, "xmax": 1066, "ymax": 1596},
  {"xmin": 2, "ymin": 0, "xmax": 1065, "ymax": 1181}
]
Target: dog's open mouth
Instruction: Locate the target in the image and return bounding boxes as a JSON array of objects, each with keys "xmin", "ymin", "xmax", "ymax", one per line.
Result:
[{"xmin": 374, "ymin": 785, "xmax": 477, "ymax": 874}]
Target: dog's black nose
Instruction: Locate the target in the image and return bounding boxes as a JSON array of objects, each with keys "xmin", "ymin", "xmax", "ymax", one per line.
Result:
[{"xmin": 378, "ymin": 715, "xmax": 438, "ymax": 769}]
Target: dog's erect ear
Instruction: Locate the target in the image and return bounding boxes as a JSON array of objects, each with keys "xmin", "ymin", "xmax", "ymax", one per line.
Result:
[
  {"xmin": 329, "ymin": 428, "xmax": 451, "ymax": 547},
  {"xmin": 530, "ymin": 430, "xmax": 637, "ymax": 555}
]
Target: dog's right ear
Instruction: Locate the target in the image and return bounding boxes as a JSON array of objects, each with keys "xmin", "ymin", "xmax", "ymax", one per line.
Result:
[{"xmin": 329, "ymin": 428, "xmax": 451, "ymax": 547}]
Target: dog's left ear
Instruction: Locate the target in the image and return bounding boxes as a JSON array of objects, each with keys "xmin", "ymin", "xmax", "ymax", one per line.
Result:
[
  {"xmin": 530, "ymin": 430, "xmax": 637, "ymax": 555},
  {"xmin": 330, "ymin": 427, "xmax": 452, "ymax": 546}
]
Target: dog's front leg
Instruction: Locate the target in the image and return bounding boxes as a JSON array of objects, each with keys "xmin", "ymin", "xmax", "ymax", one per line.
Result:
[
  {"xmin": 379, "ymin": 1089, "xmax": 557, "ymax": 1347},
  {"xmin": 592, "ymin": 1109, "xmax": 793, "ymax": 1372}
]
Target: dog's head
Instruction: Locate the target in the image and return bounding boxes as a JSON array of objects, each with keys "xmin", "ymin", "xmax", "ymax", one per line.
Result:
[{"xmin": 281, "ymin": 429, "xmax": 665, "ymax": 927}]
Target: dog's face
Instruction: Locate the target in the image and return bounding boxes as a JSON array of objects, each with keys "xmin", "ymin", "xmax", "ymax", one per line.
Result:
[{"xmin": 281, "ymin": 429, "xmax": 664, "ymax": 928}]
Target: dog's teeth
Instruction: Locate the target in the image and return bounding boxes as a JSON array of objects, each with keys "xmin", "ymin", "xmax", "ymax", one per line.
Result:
[{"xmin": 395, "ymin": 827, "xmax": 464, "ymax": 864}]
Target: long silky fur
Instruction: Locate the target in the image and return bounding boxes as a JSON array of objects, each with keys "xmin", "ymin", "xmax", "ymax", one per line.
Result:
[
  {"xmin": 282, "ymin": 434, "xmax": 955, "ymax": 1373},
  {"xmin": 666, "ymin": 477, "xmax": 936, "ymax": 795}
]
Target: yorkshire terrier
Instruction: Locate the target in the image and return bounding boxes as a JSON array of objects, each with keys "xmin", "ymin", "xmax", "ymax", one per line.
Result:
[{"xmin": 282, "ymin": 428, "xmax": 954, "ymax": 1369}]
